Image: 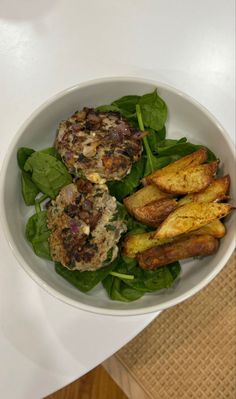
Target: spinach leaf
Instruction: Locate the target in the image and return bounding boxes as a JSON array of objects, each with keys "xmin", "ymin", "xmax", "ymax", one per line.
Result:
[
  {"xmin": 157, "ymin": 137, "xmax": 187, "ymax": 149},
  {"xmin": 108, "ymin": 157, "xmax": 145, "ymax": 201},
  {"xmin": 121, "ymin": 255, "xmax": 137, "ymax": 270},
  {"xmin": 143, "ymin": 140, "xmax": 170, "ymax": 176},
  {"xmin": 156, "ymin": 126, "xmax": 166, "ymax": 141},
  {"xmin": 139, "ymin": 265, "xmax": 179, "ymax": 291},
  {"xmin": 97, "ymin": 96, "xmax": 138, "ymax": 120},
  {"xmin": 25, "ymin": 211, "xmax": 51, "ymax": 259},
  {"xmin": 102, "ymin": 254, "xmax": 181, "ymax": 302},
  {"xmin": 103, "ymin": 276, "xmax": 123, "ymax": 300},
  {"xmin": 147, "ymin": 127, "xmax": 166, "ymax": 152},
  {"xmin": 40, "ymin": 147, "xmax": 61, "ymax": 159},
  {"xmin": 21, "ymin": 171, "xmax": 40, "ymax": 205},
  {"xmin": 168, "ymin": 262, "xmax": 181, "ymax": 280},
  {"xmin": 147, "ymin": 155, "xmax": 179, "ymax": 175},
  {"xmin": 127, "ymin": 222, "xmax": 150, "ymax": 235},
  {"xmin": 102, "ymin": 272, "xmax": 114, "ymax": 297},
  {"xmin": 156, "ymin": 139, "xmax": 217, "ymax": 161},
  {"xmin": 112, "ymin": 95, "xmax": 140, "ymax": 118},
  {"xmin": 157, "ymin": 142, "xmax": 199, "ymax": 156},
  {"xmin": 116, "ymin": 202, "xmax": 129, "ymax": 222},
  {"xmin": 24, "ymin": 152, "xmax": 72, "ymax": 199},
  {"xmin": 18, "ymin": 148, "xmax": 63, "ymax": 206},
  {"xmin": 119, "ymin": 285, "xmax": 144, "ymax": 301},
  {"xmin": 113, "ymin": 256, "xmax": 181, "ymax": 294},
  {"xmin": 55, "ymin": 257, "xmax": 117, "ymax": 293},
  {"xmin": 139, "ymin": 89, "xmax": 167, "ymax": 131},
  {"xmin": 110, "ymin": 271, "xmax": 135, "ymax": 280},
  {"xmin": 114, "ymin": 257, "xmax": 140, "ymax": 290},
  {"xmin": 17, "ymin": 147, "xmax": 35, "ymax": 170},
  {"xmin": 18, "ymin": 147, "xmax": 43, "ymax": 206},
  {"xmin": 96, "ymin": 104, "xmax": 121, "ymax": 114},
  {"xmin": 136, "ymin": 104, "xmax": 166, "ymax": 176},
  {"xmin": 103, "ymin": 275, "xmax": 144, "ymax": 302},
  {"xmin": 125, "ymin": 215, "xmax": 150, "ymax": 235},
  {"xmin": 206, "ymin": 149, "xmax": 217, "ymax": 162}
]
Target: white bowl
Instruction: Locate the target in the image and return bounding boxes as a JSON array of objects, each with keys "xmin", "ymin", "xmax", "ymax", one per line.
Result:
[{"xmin": 0, "ymin": 77, "xmax": 235, "ymax": 316}]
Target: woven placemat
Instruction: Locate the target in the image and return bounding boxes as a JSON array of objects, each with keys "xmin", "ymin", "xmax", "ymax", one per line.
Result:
[{"xmin": 116, "ymin": 252, "xmax": 236, "ymax": 399}]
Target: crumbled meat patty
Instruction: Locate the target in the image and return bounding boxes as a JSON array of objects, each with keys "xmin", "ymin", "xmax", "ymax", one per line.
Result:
[
  {"xmin": 47, "ymin": 179, "xmax": 126, "ymax": 271},
  {"xmin": 55, "ymin": 108, "xmax": 143, "ymax": 183}
]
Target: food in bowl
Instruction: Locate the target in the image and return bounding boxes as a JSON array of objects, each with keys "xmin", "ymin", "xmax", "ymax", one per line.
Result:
[{"xmin": 17, "ymin": 89, "xmax": 235, "ymax": 302}]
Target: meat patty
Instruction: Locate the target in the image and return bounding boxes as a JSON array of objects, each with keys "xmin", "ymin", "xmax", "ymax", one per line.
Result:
[
  {"xmin": 55, "ymin": 108, "xmax": 143, "ymax": 183},
  {"xmin": 47, "ymin": 179, "xmax": 126, "ymax": 271}
]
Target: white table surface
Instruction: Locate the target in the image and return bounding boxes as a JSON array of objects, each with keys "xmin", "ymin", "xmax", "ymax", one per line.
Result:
[{"xmin": 0, "ymin": 1, "xmax": 235, "ymax": 398}]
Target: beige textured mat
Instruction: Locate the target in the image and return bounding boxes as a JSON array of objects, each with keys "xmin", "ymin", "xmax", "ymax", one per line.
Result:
[{"xmin": 116, "ymin": 252, "xmax": 236, "ymax": 399}]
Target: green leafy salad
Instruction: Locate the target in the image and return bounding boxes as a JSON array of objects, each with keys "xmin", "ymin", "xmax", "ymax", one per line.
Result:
[{"xmin": 17, "ymin": 89, "xmax": 216, "ymax": 302}]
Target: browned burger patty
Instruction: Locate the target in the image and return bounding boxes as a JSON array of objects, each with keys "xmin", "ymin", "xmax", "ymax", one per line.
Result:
[
  {"xmin": 47, "ymin": 179, "xmax": 126, "ymax": 271},
  {"xmin": 55, "ymin": 108, "xmax": 143, "ymax": 183}
]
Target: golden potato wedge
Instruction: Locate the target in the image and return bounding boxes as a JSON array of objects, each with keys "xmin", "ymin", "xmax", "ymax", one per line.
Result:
[
  {"xmin": 193, "ymin": 220, "xmax": 226, "ymax": 238},
  {"xmin": 154, "ymin": 202, "xmax": 234, "ymax": 239},
  {"xmin": 123, "ymin": 232, "xmax": 172, "ymax": 258},
  {"xmin": 144, "ymin": 148, "xmax": 208, "ymax": 184},
  {"xmin": 132, "ymin": 198, "xmax": 178, "ymax": 227},
  {"xmin": 124, "ymin": 184, "xmax": 171, "ymax": 216},
  {"xmin": 137, "ymin": 234, "xmax": 219, "ymax": 270},
  {"xmin": 178, "ymin": 175, "xmax": 230, "ymax": 206},
  {"xmin": 123, "ymin": 220, "xmax": 225, "ymax": 258},
  {"xmin": 151, "ymin": 161, "xmax": 219, "ymax": 195}
]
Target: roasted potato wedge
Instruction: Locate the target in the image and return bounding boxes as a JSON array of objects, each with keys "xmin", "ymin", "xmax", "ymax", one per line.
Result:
[
  {"xmin": 151, "ymin": 161, "xmax": 219, "ymax": 195},
  {"xmin": 137, "ymin": 234, "xmax": 220, "ymax": 270},
  {"xmin": 194, "ymin": 220, "xmax": 226, "ymax": 238},
  {"xmin": 178, "ymin": 175, "xmax": 230, "ymax": 206},
  {"xmin": 123, "ymin": 220, "xmax": 225, "ymax": 258},
  {"xmin": 132, "ymin": 198, "xmax": 178, "ymax": 227},
  {"xmin": 123, "ymin": 232, "xmax": 172, "ymax": 258},
  {"xmin": 144, "ymin": 148, "xmax": 208, "ymax": 184},
  {"xmin": 124, "ymin": 184, "xmax": 171, "ymax": 216},
  {"xmin": 154, "ymin": 202, "xmax": 234, "ymax": 239}
]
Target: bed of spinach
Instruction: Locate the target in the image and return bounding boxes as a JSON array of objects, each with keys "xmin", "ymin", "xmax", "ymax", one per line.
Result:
[
  {"xmin": 17, "ymin": 89, "xmax": 217, "ymax": 303},
  {"xmin": 102, "ymin": 255, "xmax": 181, "ymax": 302}
]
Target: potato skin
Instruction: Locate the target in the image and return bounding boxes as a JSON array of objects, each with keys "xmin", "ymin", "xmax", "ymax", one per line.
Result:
[
  {"xmin": 144, "ymin": 148, "xmax": 208, "ymax": 185},
  {"xmin": 138, "ymin": 234, "xmax": 220, "ymax": 270},
  {"xmin": 154, "ymin": 202, "xmax": 234, "ymax": 240},
  {"xmin": 178, "ymin": 175, "xmax": 230, "ymax": 206},
  {"xmin": 124, "ymin": 184, "xmax": 171, "ymax": 215},
  {"xmin": 151, "ymin": 161, "xmax": 219, "ymax": 195},
  {"xmin": 132, "ymin": 198, "xmax": 178, "ymax": 227}
]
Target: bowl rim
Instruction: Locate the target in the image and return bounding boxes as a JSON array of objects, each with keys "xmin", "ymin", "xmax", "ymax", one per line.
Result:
[{"xmin": 0, "ymin": 76, "xmax": 235, "ymax": 316}]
